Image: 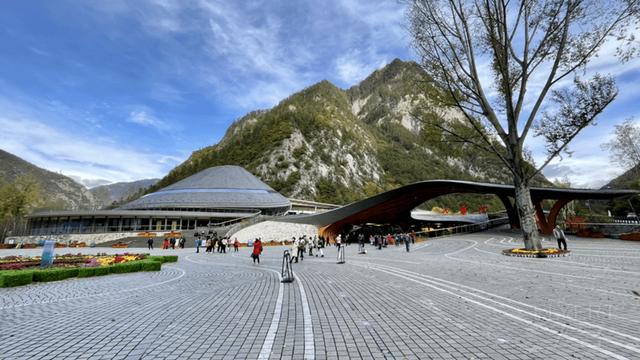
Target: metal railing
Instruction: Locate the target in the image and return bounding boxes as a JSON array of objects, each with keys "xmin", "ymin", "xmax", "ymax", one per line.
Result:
[
  {"xmin": 415, "ymin": 217, "xmax": 510, "ymax": 239},
  {"xmin": 193, "ymin": 211, "xmax": 262, "ymax": 234},
  {"xmin": 224, "ymin": 213, "xmax": 275, "ymax": 237}
]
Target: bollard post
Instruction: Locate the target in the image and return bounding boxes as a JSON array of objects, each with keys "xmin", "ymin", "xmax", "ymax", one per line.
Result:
[
  {"xmin": 358, "ymin": 242, "xmax": 367, "ymax": 254},
  {"xmin": 281, "ymin": 250, "xmax": 294, "ymax": 283},
  {"xmin": 337, "ymin": 244, "xmax": 345, "ymax": 264}
]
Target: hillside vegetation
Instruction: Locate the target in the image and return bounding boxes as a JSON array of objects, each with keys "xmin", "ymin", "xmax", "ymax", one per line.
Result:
[{"xmin": 147, "ymin": 59, "xmax": 547, "ymax": 211}]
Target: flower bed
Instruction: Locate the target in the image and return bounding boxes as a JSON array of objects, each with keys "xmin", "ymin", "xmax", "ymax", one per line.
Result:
[
  {"xmin": 0, "ymin": 253, "xmax": 146, "ymax": 271},
  {"xmin": 502, "ymin": 248, "xmax": 570, "ymax": 258},
  {"xmin": 575, "ymin": 229, "xmax": 605, "ymax": 238},
  {"xmin": 0, "ymin": 253, "xmax": 177, "ymax": 287},
  {"xmin": 619, "ymin": 232, "xmax": 640, "ymax": 241}
]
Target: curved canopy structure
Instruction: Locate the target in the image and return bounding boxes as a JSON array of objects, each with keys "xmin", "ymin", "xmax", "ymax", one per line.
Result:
[
  {"xmin": 284, "ymin": 180, "xmax": 638, "ymax": 237},
  {"xmin": 121, "ymin": 165, "xmax": 291, "ymax": 215}
]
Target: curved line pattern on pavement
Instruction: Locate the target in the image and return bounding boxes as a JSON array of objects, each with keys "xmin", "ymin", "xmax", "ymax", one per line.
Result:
[
  {"xmin": 447, "ymin": 239, "xmax": 621, "ymax": 281},
  {"xmin": 0, "ymin": 265, "xmax": 186, "ymax": 310},
  {"xmin": 258, "ymin": 274, "xmax": 284, "ymax": 360},
  {"xmin": 184, "ymin": 255, "xmax": 315, "ymax": 360},
  {"xmin": 294, "ymin": 273, "xmax": 315, "ymax": 360},
  {"xmin": 469, "ymin": 246, "xmax": 636, "ymax": 298},
  {"xmin": 484, "ymin": 237, "xmax": 640, "ymax": 275},
  {"xmin": 351, "ymin": 261, "xmax": 640, "ymax": 359}
]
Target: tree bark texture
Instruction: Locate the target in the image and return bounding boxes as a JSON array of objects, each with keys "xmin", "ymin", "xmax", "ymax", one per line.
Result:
[{"xmin": 514, "ymin": 179, "xmax": 542, "ymax": 250}]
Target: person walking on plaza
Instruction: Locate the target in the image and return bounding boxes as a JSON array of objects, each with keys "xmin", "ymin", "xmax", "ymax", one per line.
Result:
[
  {"xmin": 233, "ymin": 238, "xmax": 240, "ymax": 252},
  {"xmin": 195, "ymin": 237, "xmax": 201, "ymax": 253},
  {"xmin": 162, "ymin": 238, "xmax": 169, "ymax": 250},
  {"xmin": 297, "ymin": 236, "xmax": 306, "ymax": 262},
  {"xmin": 317, "ymin": 236, "xmax": 325, "ymax": 257},
  {"xmin": 252, "ymin": 238, "xmax": 263, "ymax": 264},
  {"xmin": 385, "ymin": 234, "xmax": 392, "ymax": 247},
  {"xmin": 404, "ymin": 233, "xmax": 411, "ymax": 252},
  {"xmin": 308, "ymin": 236, "xmax": 314, "ymax": 257},
  {"xmin": 553, "ymin": 225, "xmax": 568, "ymax": 251},
  {"xmin": 221, "ymin": 237, "xmax": 228, "ymax": 253},
  {"xmin": 290, "ymin": 237, "xmax": 299, "ymax": 263},
  {"xmin": 169, "ymin": 237, "xmax": 176, "ymax": 250},
  {"xmin": 147, "ymin": 237, "xmax": 153, "ymax": 250}
]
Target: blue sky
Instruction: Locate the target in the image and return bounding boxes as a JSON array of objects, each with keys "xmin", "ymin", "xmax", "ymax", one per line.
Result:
[{"xmin": 0, "ymin": 0, "xmax": 638, "ymax": 189}]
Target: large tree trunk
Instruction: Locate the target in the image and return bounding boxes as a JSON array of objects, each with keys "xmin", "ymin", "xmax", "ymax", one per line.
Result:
[{"xmin": 513, "ymin": 178, "xmax": 542, "ymax": 250}]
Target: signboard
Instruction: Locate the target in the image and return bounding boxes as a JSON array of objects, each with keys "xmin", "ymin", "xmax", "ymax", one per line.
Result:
[{"xmin": 40, "ymin": 240, "xmax": 55, "ymax": 268}]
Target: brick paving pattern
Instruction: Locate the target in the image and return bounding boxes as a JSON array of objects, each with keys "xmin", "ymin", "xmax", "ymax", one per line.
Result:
[{"xmin": 0, "ymin": 229, "xmax": 639, "ymax": 359}]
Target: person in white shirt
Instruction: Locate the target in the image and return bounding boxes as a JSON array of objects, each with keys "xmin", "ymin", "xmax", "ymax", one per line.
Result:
[{"xmin": 552, "ymin": 225, "xmax": 567, "ymax": 251}]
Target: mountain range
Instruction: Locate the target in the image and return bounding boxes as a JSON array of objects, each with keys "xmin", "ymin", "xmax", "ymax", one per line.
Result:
[
  {"xmin": 0, "ymin": 149, "xmax": 96, "ymax": 210},
  {"xmin": 0, "ymin": 149, "xmax": 156, "ymax": 210},
  {"xmin": 89, "ymin": 179, "xmax": 159, "ymax": 208},
  {"xmin": 4, "ymin": 59, "xmax": 636, "ymax": 213},
  {"xmin": 146, "ymin": 59, "xmax": 539, "ymax": 209}
]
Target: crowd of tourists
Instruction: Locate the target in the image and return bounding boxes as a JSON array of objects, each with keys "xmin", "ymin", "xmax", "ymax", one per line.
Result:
[
  {"xmin": 288, "ymin": 235, "xmax": 326, "ymax": 263},
  {"xmin": 146, "ymin": 236, "xmax": 186, "ymax": 250},
  {"xmin": 194, "ymin": 230, "xmax": 240, "ymax": 254},
  {"xmin": 337, "ymin": 231, "xmax": 417, "ymax": 252},
  {"xmin": 185, "ymin": 227, "xmax": 424, "ymax": 265}
]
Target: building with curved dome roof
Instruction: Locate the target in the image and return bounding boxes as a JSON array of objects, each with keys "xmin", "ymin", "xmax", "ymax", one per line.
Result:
[
  {"xmin": 26, "ymin": 166, "xmax": 291, "ymax": 235},
  {"xmin": 121, "ymin": 166, "xmax": 290, "ymax": 215}
]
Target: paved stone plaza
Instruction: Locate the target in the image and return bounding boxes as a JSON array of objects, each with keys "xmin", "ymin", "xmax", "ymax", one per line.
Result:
[{"xmin": 1, "ymin": 230, "xmax": 639, "ymax": 359}]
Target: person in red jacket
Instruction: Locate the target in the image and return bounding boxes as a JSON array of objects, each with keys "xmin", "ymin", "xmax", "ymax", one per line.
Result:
[{"xmin": 252, "ymin": 238, "xmax": 263, "ymax": 264}]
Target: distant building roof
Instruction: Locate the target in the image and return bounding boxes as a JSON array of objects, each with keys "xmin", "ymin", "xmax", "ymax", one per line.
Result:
[
  {"xmin": 410, "ymin": 210, "xmax": 489, "ymax": 224},
  {"xmin": 119, "ymin": 165, "xmax": 291, "ymax": 211},
  {"xmin": 29, "ymin": 209, "xmax": 257, "ymax": 219}
]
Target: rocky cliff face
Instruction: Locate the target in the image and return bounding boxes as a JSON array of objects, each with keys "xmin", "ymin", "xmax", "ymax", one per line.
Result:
[
  {"xmin": 150, "ymin": 59, "xmax": 529, "ymax": 205},
  {"xmin": 0, "ymin": 149, "xmax": 96, "ymax": 210}
]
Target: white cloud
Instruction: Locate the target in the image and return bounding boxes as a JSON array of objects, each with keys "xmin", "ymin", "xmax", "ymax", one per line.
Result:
[
  {"xmin": 70, "ymin": 176, "xmax": 112, "ymax": 188},
  {"xmin": 0, "ymin": 110, "xmax": 182, "ymax": 185},
  {"xmin": 128, "ymin": 109, "xmax": 166, "ymax": 129},
  {"xmin": 335, "ymin": 52, "xmax": 387, "ymax": 85},
  {"xmin": 338, "ymin": 0, "xmax": 407, "ymax": 43},
  {"xmin": 539, "ymin": 117, "xmax": 628, "ymax": 188},
  {"xmin": 198, "ymin": 2, "xmax": 314, "ymax": 108},
  {"xmin": 82, "ymin": 0, "xmax": 410, "ymax": 110},
  {"xmin": 543, "ymin": 154, "xmax": 622, "ymax": 189}
]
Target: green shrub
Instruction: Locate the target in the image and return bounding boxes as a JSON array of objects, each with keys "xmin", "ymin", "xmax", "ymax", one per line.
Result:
[
  {"xmin": 77, "ymin": 267, "xmax": 96, "ymax": 278},
  {"xmin": 139, "ymin": 260, "xmax": 162, "ymax": 271},
  {"xmin": 109, "ymin": 261, "xmax": 142, "ymax": 274},
  {"xmin": 147, "ymin": 255, "xmax": 177, "ymax": 263},
  {"xmin": 147, "ymin": 256, "xmax": 166, "ymax": 263},
  {"xmin": 33, "ymin": 268, "xmax": 79, "ymax": 282},
  {"xmin": 0, "ymin": 270, "xmax": 34, "ymax": 287},
  {"xmin": 94, "ymin": 267, "xmax": 111, "ymax": 276}
]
